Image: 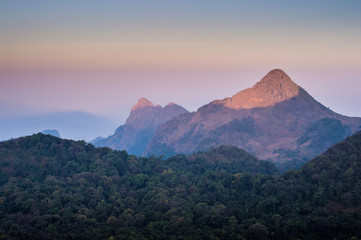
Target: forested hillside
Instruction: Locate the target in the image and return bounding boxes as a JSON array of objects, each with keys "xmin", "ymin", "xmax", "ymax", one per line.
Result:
[{"xmin": 0, "ymin": 132, "xmax": 360, "ymax": 239}]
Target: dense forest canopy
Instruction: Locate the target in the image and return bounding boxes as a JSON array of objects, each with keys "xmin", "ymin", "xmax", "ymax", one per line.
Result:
[{"xmin": 0, "ymin": 132, "xmax": 361, "ymax": 239}]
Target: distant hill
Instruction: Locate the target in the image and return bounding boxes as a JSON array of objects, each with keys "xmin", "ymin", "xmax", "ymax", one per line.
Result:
[
  {"xmin": 0, "ymin": 111, "xmax": 116, "ymax": 141},
  {"xmin": 0, "ymin": 132, "xmax": 361, "ymax": 239},
  {"xmin": 92, "ymin": 98, "xmax": 188, "ymax": 156},
  {"xmin": 41, "ymin": 129, "xmax": 61, "ymax": 138},
  {"xmin": 145, "ymin": 69, "xmax": 361, "ymax": 169}
]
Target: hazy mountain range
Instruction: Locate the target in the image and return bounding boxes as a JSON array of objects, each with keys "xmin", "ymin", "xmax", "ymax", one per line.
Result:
[{"xmin": 93, "ymin": 69, "xmax": 361, "ymax": 169}]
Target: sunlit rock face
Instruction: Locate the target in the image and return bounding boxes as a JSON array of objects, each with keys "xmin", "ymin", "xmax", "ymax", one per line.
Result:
[{"xmin": 220, "ymin": 69, "xmax": 300, "ymax": 109}]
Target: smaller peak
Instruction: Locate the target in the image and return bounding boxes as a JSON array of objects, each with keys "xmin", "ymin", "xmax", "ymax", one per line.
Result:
[
  {"xmin": 136, "ymin": 97, "xmax": 153, "ymax": 106},
  {"xmin": 131, "ymin": 97, "xmax": 154, "ymax": 111},
  {"xmin": 165, "ymin": 102, "xmax": 176, "ymax": 107},
  {"xmin": 41, "ymin": 129, "xmax": 61, "ymax": 138}
]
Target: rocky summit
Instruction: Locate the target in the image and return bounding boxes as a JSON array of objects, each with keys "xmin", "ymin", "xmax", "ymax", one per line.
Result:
[
  {"xmin": 219, "ymin": 69, "xmax": 300, "ymax": 109},
  {"xmin": 92, "ymin": 98, "xmax": 188, "ymax": 156}
]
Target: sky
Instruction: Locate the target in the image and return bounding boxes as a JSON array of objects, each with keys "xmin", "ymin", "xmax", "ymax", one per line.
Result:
[{"xmin": 1, "ymin": 0, "xmax": 361, "ymax": 141}]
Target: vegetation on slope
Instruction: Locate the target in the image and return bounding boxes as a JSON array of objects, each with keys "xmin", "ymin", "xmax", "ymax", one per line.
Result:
[{"xmin": 0, "ymin": 132, "xmax": 360, "ymax": 239}]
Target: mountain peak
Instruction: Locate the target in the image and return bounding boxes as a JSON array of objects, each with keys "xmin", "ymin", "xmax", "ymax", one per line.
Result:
[
  {"xmin": 253, "ymin": 69, "xmax": 299, "ymax": 94},
  {"xmin": 131, "ymin": 97, "xmax": 154, "ymax": 111},
  {"xmin": 219, "ymin": 69, "xmax": 301, "ymax": 109},
  {"xmin": 265, "ymin": 68, "xmax": 288, "ymax": 78},
  {"xmin": 165, "ymin": 102, "xmax": 176, "ymax": 107}
]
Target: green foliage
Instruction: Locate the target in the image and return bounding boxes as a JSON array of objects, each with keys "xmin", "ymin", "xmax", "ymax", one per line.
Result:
[{"xmin": 0, "ymin": 132, "xmax": 361, "ymax": 239}]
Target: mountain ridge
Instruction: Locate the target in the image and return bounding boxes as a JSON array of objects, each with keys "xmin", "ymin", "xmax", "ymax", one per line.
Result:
[
  {"xmin": 144, "ymin": 69, "xmax": 361, "ymax": 169},
  {"xmin": 91, "ymin": 69, "xmax": 361, "ymax": 169}
]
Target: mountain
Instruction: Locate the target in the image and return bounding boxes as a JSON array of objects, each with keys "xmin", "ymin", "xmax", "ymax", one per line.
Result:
[
  {"xmin": 92, "ymin": 98, "xmax": 188, "ymax": 156},
  {"xmin": 145, "ymin": 69, "xmax": 361, "ymax": 169},
  {"xmin": 41, "ymin": 129, "xmax": 61, "ymax": 138}
]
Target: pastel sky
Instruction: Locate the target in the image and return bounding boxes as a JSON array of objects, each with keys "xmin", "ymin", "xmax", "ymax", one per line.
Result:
[{"xmin": 1, "ymin": 0, "xmax": 361, "ymax": 140}]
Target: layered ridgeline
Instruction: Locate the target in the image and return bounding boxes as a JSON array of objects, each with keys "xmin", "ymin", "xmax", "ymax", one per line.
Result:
[
  {"xmin": 92, "ymin": 98, "xmax": 188, "ymax": 156},
  {"xmin": 145, "ymin": 69, "xmax": 361, "ymax": 169},
  {"xmin": 1, "ymin": 131, "xmax": 361, "ymax": 239}
]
